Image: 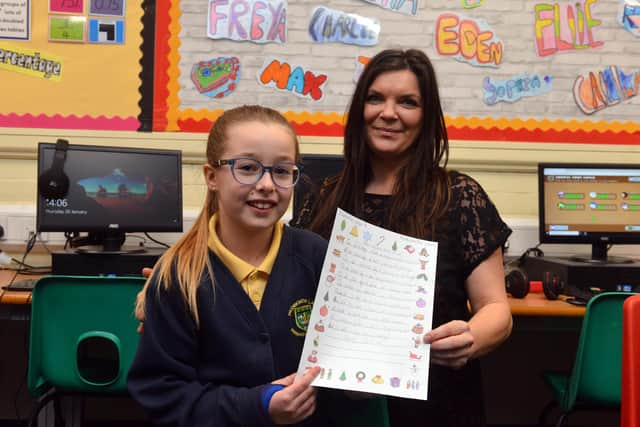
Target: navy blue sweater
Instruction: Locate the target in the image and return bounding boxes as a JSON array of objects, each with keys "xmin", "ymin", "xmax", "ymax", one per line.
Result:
[{"xmin": 128, "ymin": 226, "xmax": 345, "ymax": 427}]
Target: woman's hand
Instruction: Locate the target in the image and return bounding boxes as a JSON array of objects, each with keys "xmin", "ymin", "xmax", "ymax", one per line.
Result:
[
  {"xmin": 269, "ymin": 367, "xmax": 321, "ymax": 425},
  {"xmin": 423, "ymin": 320, "xmax": 474, "ymax": 369},
  {"xmin": 424, "ymin": 248, "xmax": 512, "ymax": 369}
]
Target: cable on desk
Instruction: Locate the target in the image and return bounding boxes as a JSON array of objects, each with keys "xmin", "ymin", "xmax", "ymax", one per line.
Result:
[
  {"xmin": 7, "ymin": 233, "xmax": 38, "ymax": 286},
  {"xmin": 2, "ymin": 263, "xmax": 52, "ymax": 277},
  {"xmin": 1, "ymin": 232, "xmax": 53, "ymax": 280},
  {"xmin": 63, "ymin": 231, "xmax": 75, "ymax": 250},
  {"xmin": 8, "ymin": 258, "xmax": 50, "ymax": 271},
  {"xmin": 504, "ymin": 244, "xmax": 544, "ymax": 271},
  {"xmin": 143, "ymin": 232, "xmax": 171, "ymax": 248},
  {"xmin": 517, "ymin": 244, "xmax": 544, "ymax": 264},
  {"xmin": 123, "ymin": 232, "xmax": 172, "ymax": 249}
]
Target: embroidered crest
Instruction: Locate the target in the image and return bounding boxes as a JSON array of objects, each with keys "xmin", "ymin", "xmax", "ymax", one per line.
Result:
[{"xmin": 288, "ymin": 298, "xmax": 313, "ymax": 336}]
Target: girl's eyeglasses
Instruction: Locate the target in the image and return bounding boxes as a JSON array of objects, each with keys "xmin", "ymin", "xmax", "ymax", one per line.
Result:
[{"xmin": 212, "ymin": 157, "xmax": 301, "ymax": 189}]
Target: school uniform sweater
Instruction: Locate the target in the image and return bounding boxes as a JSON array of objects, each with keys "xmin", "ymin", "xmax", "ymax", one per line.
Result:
[{"xmin": 127, "ymin": 225, "xmax": 339, "ymax": 427}]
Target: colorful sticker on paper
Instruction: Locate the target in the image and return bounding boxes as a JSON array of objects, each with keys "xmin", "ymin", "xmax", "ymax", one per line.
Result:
[
  {"xmin": 191, "ymin": 56, "xmax": 240, "ymax": 98},
  {"xmin": 308, "ymin": 6, "xmax": 380, "ymax": 46},
  {"xmin": 534, "ymin": 0, "xmax": 603, "ymax": 57},
  {"xmin": 50, "ymin": 0, "xmax": 84, "ymax": 14},
  {"xmin": 207, "ymin": 0, "xmax": 287, "ymax": 44},
  {"xmin": 258, "ymin": 57, "xmax": 327, "ymax": 101},
  {"xmin": 573, "ymin": 65, "xmax": 640, "ymax": 115},
  {"xmin": 87, "ymin": 18, "xmax": 124, "ymax": 43},
  {"xmin": 359, "ymin": 0, "xmax": 418, "ymax": 16},
  {"xmin": 618, "ymin": 0, "xmax": 640, "ymax": 37},
  {"xmin": 0, "ymin": 43, "xmax": 62, "ymax": 81},
  {"xmin": 483, "ymin": 73, "xmax": 553, "ymax": 105},
  {"xmin": 89, "ymin": 0, "xmax": 125, "ymax": 17},
  {"xmin": 48, "ymin": 16, "xmax": 86, "ymax": 43},
  {"xmin": 435, "ymin": 13, "xmax": 503, "ymax": 67}
]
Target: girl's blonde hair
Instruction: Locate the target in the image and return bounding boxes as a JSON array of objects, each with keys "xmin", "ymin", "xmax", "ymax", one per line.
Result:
[{"xmin": 140, "ymin": 105, "xmax": 299, "ymax": 325}]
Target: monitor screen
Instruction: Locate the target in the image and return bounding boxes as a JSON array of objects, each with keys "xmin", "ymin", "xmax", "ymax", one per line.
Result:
[
  {"xmin": 37, "ymin": 142, "xmax": 183, "ymax": 252},
  {"xmin": 292, "ymin": 154, "xmax": 344, "ymax": 223},
  {"xmin": 538, "ymin": 162, "xmax": 640, "ymax": 263}
]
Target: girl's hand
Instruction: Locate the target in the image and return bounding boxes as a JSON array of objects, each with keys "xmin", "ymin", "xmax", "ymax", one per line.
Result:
[
  {"xmin": 269, "ymin": 367, "xmax": 321, "ymax": 424},
  {"xmin": 135, "ymin": 267, "xmax": 153, "ymax": 334},
  {"xmin": 135, "ymin": 289, "xmax": 146, "ymax": 334},
  {"xmin": 423, "ymin": 320, "xmax": 475, "ymax": 369},
  {"xmin": 142, "ymin": 267, "xmax": 153, "ymax": 278}
]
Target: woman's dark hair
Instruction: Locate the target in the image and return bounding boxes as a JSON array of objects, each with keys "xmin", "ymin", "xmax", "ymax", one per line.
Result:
[{"xmin": 310, "ymin": 48, "xmax": 451, "ymax": 239}]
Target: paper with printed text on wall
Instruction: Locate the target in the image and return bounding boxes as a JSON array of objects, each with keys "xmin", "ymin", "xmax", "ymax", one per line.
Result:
[{"xmin": 296, "ymin": 208, "xmax": 437, "ymax": 400}]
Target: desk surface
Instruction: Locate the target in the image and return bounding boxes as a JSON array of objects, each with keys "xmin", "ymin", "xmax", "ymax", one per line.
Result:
[
  {"xmin": 1, "ymin": 270, "xmax": 586, "ymax": 316},
  {"xmin": 508, "ymin": 292, "xmax": 585, "ymax": 317},
  {"xmin": 0, "ymin": 270, "xmax": 35, "ymax": 305}
]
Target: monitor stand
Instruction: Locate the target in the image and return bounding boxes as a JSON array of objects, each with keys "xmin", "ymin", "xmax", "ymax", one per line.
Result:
[
  {"xmin": 568, "ymin": 241, "xmax": 634, "ymax": 265},
  {"xmin": 72, "ymin": 231, "xmax": 146, "ymax": 255}
]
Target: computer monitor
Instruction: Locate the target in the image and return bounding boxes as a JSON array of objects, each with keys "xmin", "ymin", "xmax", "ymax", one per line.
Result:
[
  {"xmin": 538, "ymin": 162, "xmax": 640, "ymax": 264},
  {"xmin": 292, "ymin": 154, "xmax": 344, "ymax": 223},
  {"xmin": 37, "ymin": 142, "xmax": 183, "ymax": 253}
]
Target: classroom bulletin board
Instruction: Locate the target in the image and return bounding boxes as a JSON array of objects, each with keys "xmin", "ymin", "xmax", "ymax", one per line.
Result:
[
  {"xmin": 153, "ymin": 0, "xmax": 640, "ymax": 144},
  {"xmin": 0, "ymin": 1, "xmax": 144, "ymax": 131}
]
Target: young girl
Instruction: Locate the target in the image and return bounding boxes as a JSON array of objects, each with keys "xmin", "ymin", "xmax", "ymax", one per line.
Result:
[{"xmin": 128, "ymin": 105, "xmax": 337, "ymax": 426}]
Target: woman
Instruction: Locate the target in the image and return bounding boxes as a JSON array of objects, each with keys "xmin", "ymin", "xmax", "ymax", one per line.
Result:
[{"xmin": 292, "ymin": 49, "xmax": 513, "ymax": 426}]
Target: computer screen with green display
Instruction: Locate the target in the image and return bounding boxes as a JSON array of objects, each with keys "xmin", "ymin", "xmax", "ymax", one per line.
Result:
[{"xmin": 538, "ymin": 163, "xmax": 640, "ymax": 264}]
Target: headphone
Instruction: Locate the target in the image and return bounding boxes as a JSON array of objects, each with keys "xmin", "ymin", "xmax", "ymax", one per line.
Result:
[
  {"xmin": 38, "ymin": 139, "xmax": 70, "ymax": 200},
  {"xmin": 542, "ymin": 271, "xmax": 564, "ymax": 300},
  {"xmin": 503, "ymin": 247, "xmax": 545, "ymax": 299},
  {"xmin": 505, "ymin": 267, "xmax": 530, "ymax": 298}
]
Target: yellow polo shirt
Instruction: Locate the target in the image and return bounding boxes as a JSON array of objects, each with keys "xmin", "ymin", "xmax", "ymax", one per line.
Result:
[{"xmin": 207, "ymin": 214, "xmax": 283, "ymax": 309}]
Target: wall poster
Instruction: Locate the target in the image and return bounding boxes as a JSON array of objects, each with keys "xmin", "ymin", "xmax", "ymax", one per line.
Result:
[{"xmin": 153, "ymin": 0, "xmax": 640, "ymax": 144}]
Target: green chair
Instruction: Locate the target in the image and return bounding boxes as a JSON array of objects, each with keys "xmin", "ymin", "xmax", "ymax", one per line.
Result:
[
  {"xmin": 27, "ymin": 275, "xmax": 145, "ymax": 426},
  {"xmin": 538, "ymin": 292, "xmax": 635, "ymax": 427}
]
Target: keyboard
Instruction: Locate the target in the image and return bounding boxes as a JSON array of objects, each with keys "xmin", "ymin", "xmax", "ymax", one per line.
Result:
[{"xmin": 3, "ymin": 278, "xmax": 38, "ymax": 291}]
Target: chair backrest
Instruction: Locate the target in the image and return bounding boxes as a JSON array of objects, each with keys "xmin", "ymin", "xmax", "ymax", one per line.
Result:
[
  {"xmin": 565, "ymin": 292, "xmax": 633, "ymax": 409},
  {"xmin": 622, "ymin": 294, "xmax": 640, "ymax": 427},
  {"xmin": 28, "ymin": 275, "xmax": 145, "ymax": 398}
]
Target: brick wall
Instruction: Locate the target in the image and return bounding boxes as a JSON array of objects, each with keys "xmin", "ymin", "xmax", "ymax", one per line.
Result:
[{"xmin": 176, "ymin": 0, "xmax": 640, "ymax": 123}]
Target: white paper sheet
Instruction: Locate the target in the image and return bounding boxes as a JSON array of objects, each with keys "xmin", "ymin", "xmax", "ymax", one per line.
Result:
[{"xmin": 297, "ymin": 208, "xmax": 437, "ymax": 400}]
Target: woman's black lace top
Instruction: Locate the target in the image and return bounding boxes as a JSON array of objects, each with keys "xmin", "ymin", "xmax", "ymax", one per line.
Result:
[{"xmin": 291, "ymin": 171, "xmax": 512, "ymax": 426}]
